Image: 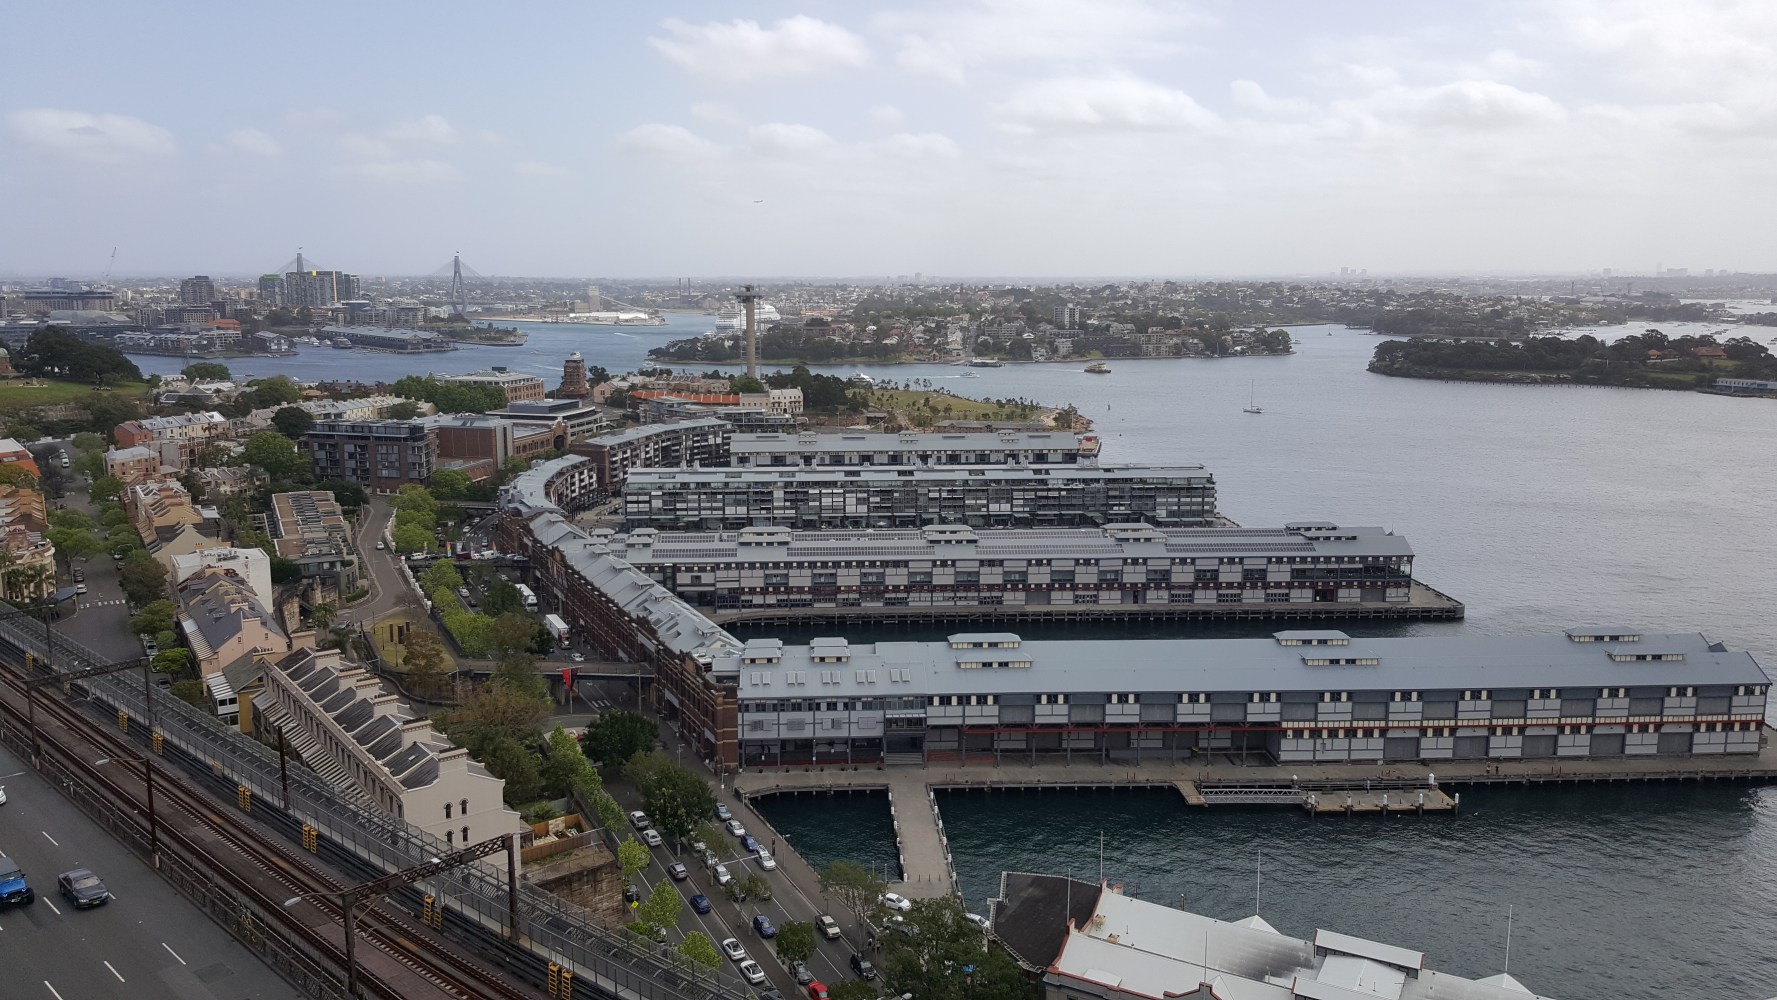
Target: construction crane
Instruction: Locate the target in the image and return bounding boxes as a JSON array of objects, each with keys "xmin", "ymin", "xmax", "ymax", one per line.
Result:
[{"xmin": 102, "ymin": 246, "xmax": 117, "ymax": 285}]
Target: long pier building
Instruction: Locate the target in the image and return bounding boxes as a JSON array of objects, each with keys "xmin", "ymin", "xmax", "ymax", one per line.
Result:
[{"xmin": 727, "ymin": 429, "xmax": 1101, "ymax": 468}]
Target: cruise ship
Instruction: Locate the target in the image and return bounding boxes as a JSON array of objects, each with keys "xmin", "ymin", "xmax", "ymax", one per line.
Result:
[{"xmin": 713, "ymin": 303, "xmax": 781, "ymax": 330}]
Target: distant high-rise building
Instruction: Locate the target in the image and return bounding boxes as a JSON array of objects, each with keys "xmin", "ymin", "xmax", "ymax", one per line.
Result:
[
  {"xmin": 558, "ymin": 352, "xmax": 590, "ymax": 399},
  {"xmin": 283, "ymin": 269, "xmax": 358, "ymax": 308},
  {"xmin": 1053, "ymin": 303, "xmax": 1082, "ymax": 329},
  {"xmin": 258, "ymin": 274, "xmax": 284, "ymax": 305},
  {"xmin": 586, "ymin": 285, "xmax": 602, "ymax": 312},
  {"xmin": 180, "ymin": 275, "xmax": 215, "ymax": 306}
]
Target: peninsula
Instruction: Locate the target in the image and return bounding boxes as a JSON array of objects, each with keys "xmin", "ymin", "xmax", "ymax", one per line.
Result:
[{"xmin": 1369, "ymin": 330, "xmax": 1777, "ymax": 392}]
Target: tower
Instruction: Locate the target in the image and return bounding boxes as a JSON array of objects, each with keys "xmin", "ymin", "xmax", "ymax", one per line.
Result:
[
  {"xmin": 735, "ymin": 284, "xmax": 763, "ymax": 380},
  {"xmin": 558, "ymin": 351, "xmax": 590, "ymax": 399},
  {"xmin": 586, "ymin": 285, "xmax": 602, "ymax": 312},
  {"xmin": 450, "ymin": 252, "xmax": 468, "ymax": 316}
]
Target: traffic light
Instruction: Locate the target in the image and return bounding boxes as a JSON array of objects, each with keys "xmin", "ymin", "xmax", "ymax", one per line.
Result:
[
  {"xmin": 302, "ymin": 824, "xmax": 318, "ymax": 853},
  {"xmin": 547, "ymin": 962, "xmax": 561, "ymax": 997},
  {"xmin": 152, "ymin": 731, "xmax": 164, "ymax": 755},
  {"xmin": 236, "ymin": 784, "xmax": 252, "ymax": 812},
  {"xmin": 118, "ymin": 709, "xmax": 129, "ymax": 732}
]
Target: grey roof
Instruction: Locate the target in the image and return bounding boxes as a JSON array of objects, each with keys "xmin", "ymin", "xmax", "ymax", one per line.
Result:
[
  {"xmin": 584, "ymin": 417, "xmax": 730, "ymax": 449},
  {"xmin": 729, "ymin": 429, "xmax": 1089, "ymax": 455},
  {"xmin": 176, "ymin": 572, "xmax": 286, "ymax": 660},
  {"xmin": 727, "ymin": 631, "xmax": 1768, "ymax": 700},
  {"xmin": 498, "ymin": 455, "xmax": 595, "ymax": 515},
  {"xmin": 626, "ymin": 463, "xmax": 1211, "ymax": 487}
]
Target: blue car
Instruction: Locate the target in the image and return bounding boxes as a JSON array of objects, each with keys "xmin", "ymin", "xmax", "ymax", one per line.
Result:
[
  {"xmin": 690, "ymin": 893, "xmax": 712, "ymax": 914},
  {"xmin": 753, "ymin": 913, "xmax": 777, "ymax": 938},
  {"xmin": 740, "ymin": 834, "xmax": 761, "ymax": 854}
]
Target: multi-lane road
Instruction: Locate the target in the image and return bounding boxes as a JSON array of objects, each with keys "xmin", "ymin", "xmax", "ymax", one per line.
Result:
[{"xmin": 0, "ymin": 741, "xmax": 298, "ymax": 999}]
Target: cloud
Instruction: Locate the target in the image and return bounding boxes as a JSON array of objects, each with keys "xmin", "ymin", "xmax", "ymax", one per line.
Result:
[
  {"xmin": 618, "ymin": 123, "xmax": 723, "ymax": 159},
  {"xmin": 992, "ymin": 76, "xmax": 1221, "ymax": 134},
  {"xmin": 874, "ymin": 132, "xmax": 960, "ymax": 158},
  {"xmin": 869, "ymin": 104, "xmax": 907, "ymax": 129},
  {"xmin": 337, "ymin": 159, "xmax": 461, "ymax": 185},
  {"xmin": 386, "ymin": 114, "xmax": 459, "ymax": 144},
  {"xmin": 513, "ymin": 160, "xmax": 571, "ymax": 177},
  {"xmin": 1230, "ymin": 81, "xmax": 1312, "ymax": 117},
  {"xmin": 650, "ymin": 16, "xmax": 870, "ymax": 81},
  {"xmin": 747, "ymin": 122, "xmax": 839, "ymax": 158},
  {"xmin": 691, "ymin": 102, "xmax": 747, "ymax": 127},
  {"xmin": 7, "ymin": 109, "xmax": 176, "ymax": 162},
  {"xmin": 220, "ymin": 128, "xmax": 283, "ymax": 156},
  {"xmin": 339, "ymin": 132, "xmax": 397, "ymax": 161},
  {"xmin": 874, "ymin": 0, "xmax": 1200, "ymax": 83},
  {"xmin": 1362, "ymin": 80, "xmax": 1567, "ymax": 130}
]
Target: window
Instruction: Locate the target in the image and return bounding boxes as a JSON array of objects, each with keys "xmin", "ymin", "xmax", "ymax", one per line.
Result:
[
  {"xmin": 446, "ymin": 830, "xmax": 455, "ymax": 845},
  {"xmin": 459, "ymin": 799, "xmax": 469, "ymax": 816},
  {"xmin": 445, "ymin": 803, "xmax": 453, "ymax": 819},
  {"xmin": 463, "ymin": 826, "xmax": 469, "ymax": 843}
]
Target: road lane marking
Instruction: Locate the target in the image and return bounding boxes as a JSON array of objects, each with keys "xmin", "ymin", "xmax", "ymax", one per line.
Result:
[
  {"xmin": 0, "ymin": 771, "xmax": 24, "ymax": 779},
  {"xmin": 41, "ymin": 831, "xmax": 58, "ymax": 846},
  {"xmin": 104, "ymin": 961, "xmax": 125, "ymax": 983},
  {"xmin": 44, "ymin": 899, "xmax": 60, "ymax": 915},
  {"xmin": 162, "ymin": 943, "xmax": 186, "ymax": 964},
  {"xmin": 44, "ymin": 982, "xmax": 66, "ymax": 1000}
]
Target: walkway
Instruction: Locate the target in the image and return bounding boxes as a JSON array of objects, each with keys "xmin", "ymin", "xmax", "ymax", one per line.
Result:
[{"xmin": 735, "ymin": 769, "xmax": 957, "ymax": 900}]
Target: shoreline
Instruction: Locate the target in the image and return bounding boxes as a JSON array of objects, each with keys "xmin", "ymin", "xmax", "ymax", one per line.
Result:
[
  {"xmin": 1369, "ymin": 365, "xmax": 1772, "ymax": 397},
  {"xmin": 647, "ymin": 351, "xmax": 1298, "ymax": 368}
]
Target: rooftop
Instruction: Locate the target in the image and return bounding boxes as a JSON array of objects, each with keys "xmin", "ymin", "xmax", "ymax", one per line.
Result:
[
  {"xmin": 626, "ymin": 463, "xmax": 1212, "ymax": 485},
  {"xmin": 729, "ymin": 429, "xmax": 1092, "ymax": 454},
  {"xmin": 583, "ymin": 417, "xmax": 731, "ymax": 449}
]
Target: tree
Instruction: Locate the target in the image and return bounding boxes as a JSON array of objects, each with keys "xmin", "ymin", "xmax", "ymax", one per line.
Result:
[
  {"xmin": 392, "ymin": 523, "xmax": 433, "ymax": 554},
  {"xmin": 678, "ymin": 932, "xmax": 722, "ymax": 971},
  {"xmin": 271, "ymin": 406, "xmax": 316, "ymax": 438},
  {"xmin": 181, "ymin": 362, "xmax": 231, "ymax": 380},
  {"xmin": 70, "ymin": 431, "xmax": 106, "ymax": 454},
  {"xmin": 583, "ymin": 711, "xmax": 657, "ymax": 769},
  {"xmin": 489, "ymin": 610, "xmax": 535, "ymax": 656},
  {"xmin": 241, "ymin": 431, "xmax": 308, "ymax": 481},
  {"xmin": 480, "ymin": 738, "xmax": 546, "ymax": 806},
  {"xmin": 88, "ymin": 395, "xmax": 143, "ymax": 442},
  {"xmin": 880, "ymin": 897, "xmax": 1033, "ymax": 1000},
  {"xmin": 387, "ymin": 400, "xmax": 422, "ymax": 420},
  {"xmin": 482, "ymin": 580, "xmax": 523, "ymax": 616},
  {"xmin": 634, "ymin": 883, "xmax": 683, "ymax": 933},
  {"xmin": 438, "ymin": 681, "xmax": 549, "ymax": 753},
  {"xmin": 309, "ymin": 602, "xmax": 337, "ymax": 630},
  {"xmin": 169, "ymin": 679, "xmax": 208, "ymax": 710},
  {"xmin": 47, "ymin": 526, "xmax": 105, "ymax": 560},
  {"xmin": 0, "ymin": 465, "xmax": 38, "ymax": 489},
  {"xmin": 270, "ymin": 557, "xmax": 303, "ymax": 583},
  {"xmin": 622, "ymin": 751, "xmax": 714, "ymax": 845},
  {"xmin": 693, "ymin": 821, "xmax": 727, "ymax": 854},
  {"xmin": 152, "ymin": 649, "xmax": 191, "ymax": 674},
  {"xmin": 819, "ymin": 860, "xmax": 887, "ymax": 920},
  {"xmin": 617, "ymin": 836, "xmax": 650, "ymax": 880},
  {"xmin": 315, "ymin": 479, "xmax": 368, "ymax": 509},
  {"xmin": 129, "ymin": 599, "xmax": 180, "ymax": 637},
  {"xmin": 541, "ymin": 724, "xmax": 597, "ymax": 799},
  {"xmin": 118, "ymin": 552, "xmax": 168, "ymax": 605},
  {"xmin": 739, "ymin": 872, "xmax": 772, "ymax": 902},
  {"xmin": 775, "ymin": 920, "xmax": 817, "ymax": 966},
  {"xmin": 18, "ymin": 327, "xmax": 143, "ymax": 383},
  {"xmin": 402, "ymin": 628, "xmax": 448, "ymax": 672},
  {"xmin": 90, "ymin": 475, "xmax": 124, "ymax": 505},
  {"xmin": 244, "ymin": 375, "xmax": 303, "ymax": 409},
  {"xmin": 729, "ymin": 375, "xmax": 766, "ymax": 394},
  {"xmin": 428, "ymin": 467, "xmax": 473, "ymax": 500}
]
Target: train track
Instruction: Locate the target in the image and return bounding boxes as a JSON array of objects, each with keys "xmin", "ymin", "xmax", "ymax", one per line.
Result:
[{"xmin": 0, "ymin": 660, "xmax": 539, "ymax": 1000}]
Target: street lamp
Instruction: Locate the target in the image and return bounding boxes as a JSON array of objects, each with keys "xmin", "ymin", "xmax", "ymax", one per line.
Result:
[{"xmin": 94, "ymin": 754, "xmax": 158, "ymax": 868}]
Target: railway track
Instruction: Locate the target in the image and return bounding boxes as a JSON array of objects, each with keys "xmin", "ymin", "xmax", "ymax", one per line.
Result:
[{"xmin": 0, "ymin": 660, "xmax": 540, "ymax": 1000}]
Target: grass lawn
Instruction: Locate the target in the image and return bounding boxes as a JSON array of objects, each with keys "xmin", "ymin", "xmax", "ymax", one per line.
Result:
[
  {"xmin": 0, "ymin": 379, "xmax": 150, "ymax": 410},
  {"xmin": 858, "ymin": 388, "xmax": 1045, "ymax": 421}
]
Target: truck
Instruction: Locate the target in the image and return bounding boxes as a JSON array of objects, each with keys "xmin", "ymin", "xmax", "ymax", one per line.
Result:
[
  {"xmin": 515, "ymin": 583, "xmax": 538, "ymax": 612},
  {"xmin": 543, "ymin": 613, "xmax": 569, "ymax": 646},
  {"xmin": 0, "ymin": 857, "xmax": 35, "ymax": 907}
]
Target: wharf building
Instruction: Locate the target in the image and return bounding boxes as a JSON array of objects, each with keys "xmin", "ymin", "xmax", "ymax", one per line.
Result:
[
  {"xmin": 298, "ymin": 419, "xmax": 437, "ymax": 492},
  {"xmin": 621, "ymin": 463, "xmax": 1218, "ymax": 530},
  {"xmin": 726, "ymin": 429, "xmax": 1100, "ymax": 469},
  {"xmin": 322, "ymin": 325, "xmax": 454, "ymax": 352},
  {"xmin": 570, "ymin": 417, "xmax": 732, "ymax": 493},
  {"xmin": 599, "ymin": 521, "xmax": 1441, "ymax": 623}
]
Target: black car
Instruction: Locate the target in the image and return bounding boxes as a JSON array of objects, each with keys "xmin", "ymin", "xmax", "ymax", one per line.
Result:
[
  {"xmin": 57, "ymin": 869, "xmax": 109, "ymax": 909},
  {"xmin": 623, "ymin": 884, "xmax": 641, "ymax": 907},
  {"xmin": 850, "ymin": 954, "xmax": 876, "ymax": 980}
]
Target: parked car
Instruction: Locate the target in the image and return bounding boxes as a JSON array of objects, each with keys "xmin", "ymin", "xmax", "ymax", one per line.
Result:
[
  {"xmin": 713, "ymin": 863, "xmax": 732, "ymax": 885},
  {"xmin": 715, "ymin": 803, "xmax": 733, "ymax": 821},
  {"xmin": 57, "ymin": 869, "xmax": 109, "ymax": 909},
  {"xmin": 690, "ymin": 893, "xmax": 712, "ymax": 914},
  {"xmin": 629, "ymin": 810, "xmax": 652, "ymax": 830},
  {"xmin": 641, "ymin": 829, "xmax": 663, "ymax": 848},
  {"xmin": 790, "ymin": 962, "xmax": 815, "ymax": 985},
  {"xmin": 71, "ymin": 568, "xmax": 82, "ymax": 582},
  {"xmin": 623, "ymin": 884, "xmax": 641, "ymax": 906},
  {"xmin": 720, "ymin": 937, "xmax": 748, "ymax": 962},
  {"xmin": 739, "ymin": 960, "xmax": 767, "ymax": 985},
  {"xmin": 965, "ymin": 911, "xmax": 990, "ymax": 930},
  {"xmin": 740, "ymin": 834, "xmax": 761, "ymax": 854},
  {"xmin": 724, "ymin": 881, "xmax": 748, "ymax": 904},
  {"xmin": 817, "ymin": 914, "xmax": 841, "ymax": 940},
  {"xmin": 850, "ymin": 954, "xmax": 876, "ymax": 980},
  {"xmin": 667, "ymin": 862, "xmax": 689, "ymax": 881},
  {"xmin": 689, "ymin": 839, "xmax": 708, "ymax": 856},
  {"xmin": 879, "ymin": 892, "xmax": 912, "ymax": 912},
  {"xmin": 725, "ymin": 819, "xmax": 746, "ymax": 838},
  {"xmin": 756, "ymin": 849, "xmax": 777, "ymax": 871},
  {"xmin": 0, "ymin": 786, "xmax": 7, "ymax": 806},
  {"xmin": 75, "ymin": 583, "xmax": 87, "ymax": 595},
  {"xmin": 0, "ymin": 859, "xmax": 33, "ymax": 907},
  {"xmin": 753, "ymin": 913, "xmax": 777, "ymax": 938},
  {"xmin": 806, "ymin": 982, "xmax": 829, "ymax": 1000}
]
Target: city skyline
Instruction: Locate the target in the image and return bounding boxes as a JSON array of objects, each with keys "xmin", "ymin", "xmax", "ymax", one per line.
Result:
[{"xmin": 4, "ymin": 1, "xmax": 1775, "ymax": 278}]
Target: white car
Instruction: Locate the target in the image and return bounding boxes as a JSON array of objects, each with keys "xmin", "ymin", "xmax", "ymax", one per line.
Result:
[
  {"xmin": 755, "ymin": 849, "xmax": 776, "ymax": 871},
  {"xmin": 713, "ymin": 863, "xmax": 733, "ymax": 885},
  {"xmin": 738, "ymin": 960, "xmax": 766, "ymax": 985},
  {"xmin": 965, "ymin": 912, "xmax": 990, "ymax": 930},
  {"xmin": 375, "ymin": 541, "xmax": 386, "ymax": 550},
  {"xmin": 880, "ymin": 892, "xmax": 912, "ymax": 912},
  {"xmin": 817, "ymin": 914, "xmax": 841, "ymax": 940},
  {"xmin": 724, "ymin": 819, "xmax": 746, "ymax": 838},
  {"xmin": 641, "ymin": 829, "xmax": 663, "ymax": 848},
  {"xmin": 720, "ymin": 937, "xmax": 748, "ymax": 962},
  {"xmin": 629, "ymin": 810, "xmax": 651, "ymax": 830},
  {"xmin": 0, "ymin": 785, "xmax": 7, "ymax": 805},
  {"xmin": 75, "ymin": 583, "xmax": 87, "ymax": 595}
]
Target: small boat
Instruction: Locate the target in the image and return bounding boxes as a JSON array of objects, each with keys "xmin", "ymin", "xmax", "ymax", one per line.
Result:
[
  {"xmin": 1084, "ymin": 362, "xmax": 1111, "ymax": 374},
  {"xmin": 960, "ymin": 371, "xmax": 980, "ymax": 378},
  {"xmin": 847, "ymin": 372, "xmax": 876, "ymax": 386},
  {"xmin": 331, "ymin": 337, "xmax": 354, "ymax": 349},
  {"xmin": 1243, "ymin": 379, "xmax": 1263, "ymax": 414},
  {"xmin": 967, "ymin": 358, "xmax": 1003, "ymax": 368}
]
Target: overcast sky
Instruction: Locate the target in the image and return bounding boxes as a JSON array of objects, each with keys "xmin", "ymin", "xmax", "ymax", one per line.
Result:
[{"xmin": 3, "ymin": 1, "xmax": 1772, "ymax": 280}]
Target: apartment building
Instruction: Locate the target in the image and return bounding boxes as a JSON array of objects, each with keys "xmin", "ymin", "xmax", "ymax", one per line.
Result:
[
  {"xmin": 0, "ymin": 437, "xmax": 40, "ymax": 480},
  {"xmin": 112, "ymin": 411, "xmax": 229, "ymax": 470},
  {"xmin": 439, "ymin": 369, "xmax": 547, "ymax": 404},
  {"xmin": 104, "ymin": 445, "xmax": 166, "ymax": 485},
  {"xmin": 299, "ymin": 419, "xmax": 437, "ymax": 492},
  {"xmin": 569, "ymin": 417, "xmax": 731, "ymax": 493},
  {"xmin": 259, "ymin": 647, "xmax": 525, "ymax": 844},
  {"xmin": 126, "ymin": 479, "xmax": 222, "ymax": 561},
  {"xmin": 726, "ymin": 429, "xmax": 1101, "ymax": 469},
  {"xmin": 0, "ymin": 484, "xmax": 54, "ymax": 602},
  {"xmin": 263, "ymin": 490, "xmax": 357, "ymax": 593},
  {"xmin": 427, "ymin": 414, "xmax": 567, "ymax": 477},
  {"xmin": 622, "ymin": 463, "xmax": 1219, "ymax": 530},
  {"xmin": 496, "ymin": 455, "xmax": 601, "ymax": 516},
  {"xmin": 176, "ymin": 568, "xmax": 290, "ymax": 679},
  {"xmin": 483, "ymin": 397, "xmax": 616, "ymax": 443},
  {"xmin": 171, "ymin": 547, "xmax": 273, "ymax": 606}
]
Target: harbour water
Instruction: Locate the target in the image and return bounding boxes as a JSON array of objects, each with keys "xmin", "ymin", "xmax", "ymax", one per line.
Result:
[{"xmin": 141, "ymin": 319, "xmax": 1777, "ymax": 996}]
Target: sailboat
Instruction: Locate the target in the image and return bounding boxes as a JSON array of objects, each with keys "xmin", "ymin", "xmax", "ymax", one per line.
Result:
[{"xmin": 1243, "ymin": 380, "xmax": 1263, "ymax": 414}]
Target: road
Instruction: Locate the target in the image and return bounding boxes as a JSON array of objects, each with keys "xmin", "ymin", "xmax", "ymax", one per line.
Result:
[
  {"xmin": 0, "ymin": 741, "xmax": 298, "ymax": 999},
  {"xmin": 44, "ymin": 465, "xmax": 143, "ymax": 664},
  {"xmin": 341, "ymin": 497, "xmax": 401, "ymax": 627}
]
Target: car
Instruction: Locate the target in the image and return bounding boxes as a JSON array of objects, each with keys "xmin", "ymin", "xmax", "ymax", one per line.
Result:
[
  {"xmin": 456, "ymin": 586, "xmax": 471, "ymax": 599},
  {"xmin": 629, "ymin": 810, "xmax": 652, "ymax": 831},
  {"xmin": 0, "ymin": 859, "xmax": 33, "ymax": 907},
  {"xmin": 738, "ymin": 960, "xmax": 767, "ymax": 985},
  {"xmin": 690, "ymin": 839, "xmax": 708, "ymax": 856},
  {"xmin": 713, "ymin": 863, "xmax": 732, "ymax": 885},
  {"xmin": 569, "ymin": 652, "xmax": 585, "ymax": 662},
  {"xmin": 75, "ymin": 583, "xmax": 87, "ymax": 595},
  {"xmin": 690, "ymin": 893, "xmax": 712, "ymax": 914},
  {"xmin": 725, "ymin": 819, "xmax": 746, "ymax": 838},
  {"xmin": 850, "ymin": 954, "xmax": 876, "ymax": 980},
  {"xmin": 715, "ymin": 803, "xmax": 733, "ymax": 821},
  {"xmin": 879, "ymin": 892, "xmax": 912, "ymax": 912},
  {"xmin": 57, "ymin": 869, "xmax": 110, "ymax": 909},
  {"xmin": 0, "ymin": 785, "xmax": 7, "ymax": 805},
  {"xmin": 375, "ymin": 541, "xmax": 386, "ymax": 550},
  {"xmin": 740, "ymin": 833, "xmax": 761, "ymax": 853},
  {"xmin": 753, "ymin": 913, "xmax": 777, "ymax": 938},
  {"xmin": 965, "ymin": 911, "xmax": 990, "ymax": 930},
  {"xmin": 623, "ymin": 884, "xmax": 641, "ymax": 906},
  {"xmin": 71, "ymin": 568, "xmax": 83, "ymax": 582},
  {"xmin": 641, "ymin": 829, "xmax": 663, "ymax": 848},
  {"xmin": 756, "ymin": 849, "xmax": 777, "ymax": 871},
  {"xmin": 724, "ymin": 881, "xmax": 748, "ymax": 904},
  {"xmin": 668, "ymin": 862, "xmax": 689, "ymax": 881},
  {"xmin": 720, "ymin": 937, "xmax": 748, "ymax": 962},
  {"xmin": 806, "ymin": 981, "xmax": 829, "ymax": 1000},
  {"xmin": 817, "ymin": 914, "xmax": 841, "ymax": 940},
  {"xmin": 702, "ymin": 850, "xmax": 721, "ymax": 870},
  {"xmin": 790, "ymin": 962, "xmax": 815, "ymax": 985}
]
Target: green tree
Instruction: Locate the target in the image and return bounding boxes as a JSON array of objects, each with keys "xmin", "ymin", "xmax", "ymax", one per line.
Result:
[
  {"xmin": 583, "ymin": 710, "xmax": 658, "ymax": 769},
  {"xmin": 540, "ymin": 724, "xmax": 596, "ymax": 798},
  {"xmin": 169, "ymin": 679, "xmax": 208, "ymax": 710},
  {"xmin": 315, "ymin": 479, "xmax": 368, "ymax": 509},
  {"xmin": 617, "ymin": 836, "xmax": 650, "ymax": 880},
  {"xmin": 387, "ymin": 400, "xmax": 422, "ymax": 420},
  {"xmin": 181, "ymin": 362, "xmax": 231, "ymax": 380},
  {"xmin": 591, "ymin": 790, "xmax": 626, "ymax": 833},
  {"xmin": 269, "ymin": 557, "xmax": 302, "ymax": 583},
  {"xmin": 241, "ymin": 431, "xmax": 308, "ymax": 481},
  {"xmin": 729, "ymin": 375, "xmax": 766, "ymax": 393},
  {"xmin": 99, "ymin": 506, "xmax": 130, "ymax": 529},
  {"xmin": 308, "ymin": 602, "xmax": 338, "ymax": 630},
  {"xmin": 50, "ymin": 508, "xmax": 94, "ymax": 531},
  {"xmin": 693, "ymin": 821, "xmax": 727, "ymax": 854},
  {"xmin": 489, "ymin": 611, "xmax": 536, "ymax": 656},
  {"xmin": 738, "ymin": 872, "xmax": 772, "ymax": 902},
  {"xmin": 480, "ymin": 737, "xmax": 546, "ymax": 806},
  {"xmin": 18, "ymin": 327, "xmax": 144, "ymax": 383},
  {"xmin": 819, "ymin": 860, "xmax": 886, "ymax": 920},
  {"xmin": 90, "ymin": 475, "xmax": 125, "ymax": 505},
  {"xmin": 271, "ymin": 405, "xmax": 316, "ymax": 438},
  {"xmin": 634, "ymin": 883, "xmax": 683, "ymax": 933},
  {"xmin": 118, "ymin": 552, "xmax": 168, "ymax": 605},
  {"xmin": 775, "ymin": 920, "xmax": 817, "ymax": 966},
  {"xmin": 244, "ymin": 375, "xmax": 303, "ymax": 409},
  {"xmin": 880, "ymin": 897, "xmax": 1033, "ymax": 1000},
  {"xmin": 678, "ymin": 931, "xmax": 722, "ymax": 971},
  {"xmin": 428, "ymin": 467, "xmax": 473, "ymax": 500},
  {"xmin": 392, "ymin": 522, "xmax": 433, "ymax": 553},
  {"xmin": 47, "ymin": 526, "xmax": 106, "ymax": 560},
  {"xmin": 129, "ymin": 599, "xmax": 180, "ymax": 636},
  {"xmin": 151, "ymin": 648, "xmax": 191, "ymax": 674},
  {"xmin": 622, "ymin": 751, "xmax": 714, "ymax": 845},
  {"xmin": 482, "ymin": 580, "xmax": 523, "ymax": 616},
  {"xmin": 71, "ymin": 431, "xmax": 106, "ymax": 453},
  {"xmin": 438, "ymin": 678, "xmax": 549, "ymax": 752},
  {"xmin": 421, "ymin": 558, "xmax": 463, "ymax": 591},
  {"xmin": 400, "ymin": 628, "xmax": 449, "ymax": 690}
]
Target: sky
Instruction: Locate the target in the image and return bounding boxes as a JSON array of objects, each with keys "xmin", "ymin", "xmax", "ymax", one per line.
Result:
[{"xmin": 3, "ymin": 0, "xmax": 1775, "ymax": 280}]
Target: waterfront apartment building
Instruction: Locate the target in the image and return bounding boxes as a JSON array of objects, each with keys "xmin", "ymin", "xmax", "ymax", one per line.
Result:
[
  {"xmin": 483, "ymin": 397, "xmax": 616, "ymax": 443},
  {"xmin": 606, "ymin": 521, "xmax": 1416, "ymax": 618},
  {"xmin": 299, "ymin": 419, "xmax": 437, "ymax": 492},
  {"xmin": 497, "ymin": 455, "xmax": 601, "ymax": 516},
  {"xmin": 112, "ymin": 411, "xmax": 229, "ymax": 470},
  {"xmin": 440, "ymin": 369, "xmax": 547, "ymax": 404},
  {"xmin": 727, "ymin": 429, "xmax": 1101, "ymax": 469},
  {"xmin": 723, "ymin": 629, "xmax": 1769, "ymax": 769},
  {"xmin": 571, "ymin": 417, "xmax": 732, "ymax": 493},
  {"xmin": 258, "ymin": 646, "xmax": 525, "ymax": 844},
  {"xmin": 622, "ymin": 463, "xmax": 1218, "ymax": 530}
]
